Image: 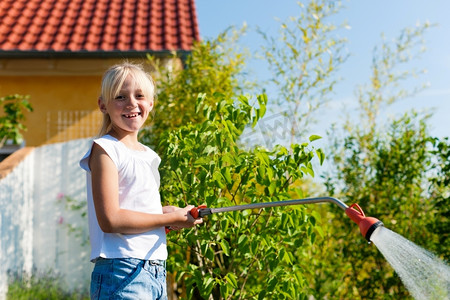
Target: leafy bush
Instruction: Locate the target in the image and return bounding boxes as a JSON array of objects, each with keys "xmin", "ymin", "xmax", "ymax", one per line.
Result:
[
  {"xmin": 159, "ymin": 93, "xmax": 325, "ymax": 299},
  {"xmin": 0, "ymin": 94, "xmax": 33, "ymax": 148},
  {"xmin": 315, "ymin": 115, "xmax": 445, "ymax": 299}
]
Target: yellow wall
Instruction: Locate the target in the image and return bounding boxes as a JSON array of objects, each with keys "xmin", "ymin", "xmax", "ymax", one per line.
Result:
[
  {"xmin": 0, "ymin": 58, "xmax": 161, "ymax": 146},
  {"xmin": 1, "ymin": 76, "xmax": 99, "ymax": 145}
]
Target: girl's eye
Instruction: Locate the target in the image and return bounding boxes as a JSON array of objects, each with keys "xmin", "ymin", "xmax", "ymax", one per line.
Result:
[{"xmin": 115, "ymin": 95, "xmax": 125, "ymax": 100}]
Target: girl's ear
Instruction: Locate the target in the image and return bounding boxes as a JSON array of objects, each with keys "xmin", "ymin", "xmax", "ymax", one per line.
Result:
[{"xmin": 98, "ymin": 97, "xmax": 107, "ymax": 113}]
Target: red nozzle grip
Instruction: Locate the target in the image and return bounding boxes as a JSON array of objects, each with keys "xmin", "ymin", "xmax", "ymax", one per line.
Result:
[{"xmin": 191, "ymin": 205, "xmax": 207, "ymax": 219}]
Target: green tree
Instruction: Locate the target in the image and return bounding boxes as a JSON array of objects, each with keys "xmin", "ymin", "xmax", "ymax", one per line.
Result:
[
  {"xmin": 260, "ymin": 0, "xmax": 348, "ymax": 146},
  {"xmin": 307, "ymin": 23, "xmax": 448, "ymax": 299},
  {"xmin": 141, "ymin": 28, "xmax": 253, "ymax": 148},
  {"xmin": 160, "ymin": 92, "xmax": 325, "ymax": 299},
  {"xmin": 311, "ymin": 115, "xmax": 447, "ymax": 299},
  {"xmin": 0, "ymin": 94, "xmax": 33, "ymax": 148}
]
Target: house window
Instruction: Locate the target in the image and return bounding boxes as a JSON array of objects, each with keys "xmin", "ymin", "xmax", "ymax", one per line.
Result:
[{"xmin": 46, "ymin": 110, "xmax": 102, "ymax": 143}]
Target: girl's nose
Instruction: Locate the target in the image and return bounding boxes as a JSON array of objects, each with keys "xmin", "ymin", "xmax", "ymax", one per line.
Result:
[{"xmin": 126, "ymin": 96, "xmax": 138, "ymax": 107}]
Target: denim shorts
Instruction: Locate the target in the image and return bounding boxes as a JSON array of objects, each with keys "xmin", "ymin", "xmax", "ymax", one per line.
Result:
[{"xmin": 90, "ymin": 257, "xmax": 167, "ymax": 300}]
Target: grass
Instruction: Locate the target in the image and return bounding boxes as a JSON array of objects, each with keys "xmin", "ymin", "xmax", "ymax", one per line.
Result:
[{"xmin": 7, "ymin": 271, "xmax": 89, "ymax": 300}]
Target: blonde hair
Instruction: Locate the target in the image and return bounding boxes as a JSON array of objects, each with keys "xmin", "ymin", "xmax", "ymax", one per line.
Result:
[{"xmin": 97, "ymin": 62, "xmax": 156, "ymax": 137}]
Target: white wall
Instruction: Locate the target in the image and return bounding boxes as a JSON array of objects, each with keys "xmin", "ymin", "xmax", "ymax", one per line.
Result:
[{"xmin": 0, "ymin": 138, "xmax": 93, "ymax": 298}]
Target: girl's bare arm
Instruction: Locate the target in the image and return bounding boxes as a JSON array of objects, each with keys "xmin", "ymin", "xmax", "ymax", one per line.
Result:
[{"xmin": 89, "ymin": 143, "xmax": 202, "ymax": 234}]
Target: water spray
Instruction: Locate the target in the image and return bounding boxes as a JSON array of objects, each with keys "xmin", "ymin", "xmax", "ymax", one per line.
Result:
[{"xmin": 190, "ymin": 197, "xmax": 384, "ymax": 241}]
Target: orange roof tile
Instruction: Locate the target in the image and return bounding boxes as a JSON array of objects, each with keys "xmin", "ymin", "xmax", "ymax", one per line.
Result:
[{"xmin": 0, "ymin": 0, "xmax": 200, "ymax": 57}]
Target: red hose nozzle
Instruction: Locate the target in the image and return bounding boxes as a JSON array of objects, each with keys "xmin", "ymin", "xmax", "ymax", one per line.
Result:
[{"xmin": 345, "ymin": 203, "xmax": 383, "ymax": 241}]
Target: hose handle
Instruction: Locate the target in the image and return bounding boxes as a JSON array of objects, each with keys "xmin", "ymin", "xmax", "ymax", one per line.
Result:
[
  {"xmin": 167, "ymin": 205, "xmax": 208, "ymax": 234},
  {"xmin": 191, "ymin": 205, "xmax": 208, "ymax": 219}
]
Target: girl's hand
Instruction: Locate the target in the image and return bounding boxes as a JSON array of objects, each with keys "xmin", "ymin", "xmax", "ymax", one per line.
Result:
[
  {"xmin": 163, "ymin": 205, "xmax": 203, "ymax": 230},
  {"xmin": 162, "ymin": 205, "xmax": 179, "ymax": 214}
]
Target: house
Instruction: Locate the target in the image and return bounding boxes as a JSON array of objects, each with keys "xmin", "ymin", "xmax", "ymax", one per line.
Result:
[
  {"xmin": 0, "ymin": 0, "xmax": 200, "ymax": 296},
  {"xmin": 0, "ymin": 0, "xmax": 200, "ymax": 147}
]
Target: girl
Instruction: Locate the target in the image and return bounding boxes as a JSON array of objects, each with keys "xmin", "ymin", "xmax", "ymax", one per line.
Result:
[{"xmin": 80, "ymin": 62, "xmax": 202, "ymax": 299}]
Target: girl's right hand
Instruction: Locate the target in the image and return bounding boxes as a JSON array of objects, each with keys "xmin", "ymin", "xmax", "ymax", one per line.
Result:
[{"xmin": 168, "ymin": 205, "xmax": 203, "ymax": 229}]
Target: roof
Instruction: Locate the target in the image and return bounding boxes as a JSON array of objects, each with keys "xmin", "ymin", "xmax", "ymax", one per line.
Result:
[{"xmin": 0, "ymin": 0, "xmax": 200, "ymax": 58}]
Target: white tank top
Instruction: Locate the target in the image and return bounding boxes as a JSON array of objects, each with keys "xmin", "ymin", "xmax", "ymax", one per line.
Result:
[{"xmin": 80, "ymin": 135, "xmax": 167, "ymax": 261}]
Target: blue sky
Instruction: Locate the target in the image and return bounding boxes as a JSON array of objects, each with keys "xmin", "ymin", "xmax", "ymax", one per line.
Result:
[{"xmin": 195, "ymin": 0, "xmax": 450, "ymax": 140}]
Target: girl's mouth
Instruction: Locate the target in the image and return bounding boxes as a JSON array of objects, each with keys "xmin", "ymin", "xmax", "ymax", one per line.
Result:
[{"xmin": 123, "ymin": 112, "xmax": 141, "ymax": 118}]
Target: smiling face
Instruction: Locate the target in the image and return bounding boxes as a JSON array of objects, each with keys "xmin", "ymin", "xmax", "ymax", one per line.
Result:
[{"xmin": 99, "ymin": 74, "xmax": 154, "ymax": 138}]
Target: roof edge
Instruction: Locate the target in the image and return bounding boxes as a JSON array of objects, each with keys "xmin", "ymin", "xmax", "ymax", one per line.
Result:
[{"xmin": 0, "ymin": 50, "xmax": 191, "ymax": 59}]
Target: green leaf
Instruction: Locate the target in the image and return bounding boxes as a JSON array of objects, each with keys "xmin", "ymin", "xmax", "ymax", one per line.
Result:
[
  {"xmin": 225, "ymin": 273, "xmax": 238, "ymax": 289},
  {"xmin": 221, "ymin": 168, "xmax": 232, "ymax": 185},
  {"xmin": 195, "ymin": 93, "xmax": 206, "ymax": 113},
  {"xmin": 203, "ymin": 276, "xmax": 214, "ymax": 291},
  {"xmin": 310, "ymin": 232, "xmax": 316, "ymax": 244},
  {"xmin": 220, "ymin": 283, "xmax": 230, "ymax": 299},
  {"xmin": 213, "ymin": 171, "xmax": 225, "ymax": 188},
  {"xmin": 219, "ymin": 239, "xmax": 231, "ymax": 256},
  {"xmin": 268, "ymin": 181, "xmax": 276, "ymax": 195},
  {"xmin": 238, "ymin": 234, "xmax": 248, "ymax": 245},
  {"xmin": 316, "ymin": 148, "xmax": 326, "ymax": 165},
  {"xmin": 309, "ymin": 134, "xmax": 322, "ymax": 142}
]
